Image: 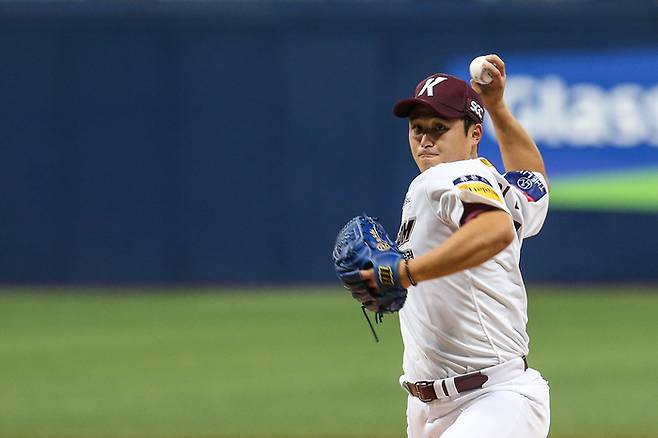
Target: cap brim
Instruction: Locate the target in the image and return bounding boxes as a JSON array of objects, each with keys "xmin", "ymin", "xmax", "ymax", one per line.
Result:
[{"xmin": 392, "ymin": 98, "xmax": 466, "ymax": 119}]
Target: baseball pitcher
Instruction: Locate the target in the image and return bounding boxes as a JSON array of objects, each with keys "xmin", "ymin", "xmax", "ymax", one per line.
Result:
[{"xmin": 334, "ymin": 55, "xmax": 550, "ymax": 437}]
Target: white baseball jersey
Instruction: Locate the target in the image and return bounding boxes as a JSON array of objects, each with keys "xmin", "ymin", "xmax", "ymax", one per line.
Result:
[{"xmin": 396, "ymin": 157, "xmax": 549, "ymax": 381}]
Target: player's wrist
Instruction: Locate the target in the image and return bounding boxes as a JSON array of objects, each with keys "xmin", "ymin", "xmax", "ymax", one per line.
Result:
[
  {"xmin": 405, "ymin": 258, "xmax": 418, "ymax": 287},
  {"xmin": 399, "ymin": 258, "xmax": 418, "ymax": 289},
  {"xmin": 486, "ymin": 101, "xmax": 512, "ymax": 120},
  {"xmin": 398, "ymin": 260, "xmax": 409, "ymax": 289}
]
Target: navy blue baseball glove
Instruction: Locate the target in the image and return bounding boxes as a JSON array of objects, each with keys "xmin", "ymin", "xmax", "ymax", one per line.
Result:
[{"xmin": 333, "ymin": 215, "xmax": 407, "ymax": 317}]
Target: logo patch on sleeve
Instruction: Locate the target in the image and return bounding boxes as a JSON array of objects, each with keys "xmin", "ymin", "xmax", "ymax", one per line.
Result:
[
  {"xmin": 504, "ymin": 171, "xmax": 547, "ymax": 202},
  {"xmin": 456, "ymin": 183, "xmax": 502, "ymax": 202},
  {"xmin": 452, "ymin": 174, "xmax": 493, "ymax": 187},
  {"xmin": 452, "ymin": 175, "xmax": 501, "ymax": 202}
]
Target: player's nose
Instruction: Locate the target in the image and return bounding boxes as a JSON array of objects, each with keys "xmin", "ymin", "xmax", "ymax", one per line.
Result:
[{"xmin": 420, "ymin": 134, "xmax": 434, "ymax": 147}]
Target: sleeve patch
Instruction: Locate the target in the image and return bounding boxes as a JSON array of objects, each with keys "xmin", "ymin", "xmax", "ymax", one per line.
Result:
[
  {"xmin": 456, "ymin": 182, "xmax": 502, "ymax": 202},
  {"xmin": 504, "ymin": 171, "xmax": 547, "ymax": 202},
  {"xmin": 452, "ymin": 175, "xmax": 501, "ymax": 202},
  {"xmin": 452, "ymin": 174, "xmax": 493, "ymax": 188}
]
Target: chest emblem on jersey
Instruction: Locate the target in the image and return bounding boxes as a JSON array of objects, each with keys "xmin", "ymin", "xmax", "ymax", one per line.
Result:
[{"xmin": 396, "ymin": 217, "xmax": 416, "ymax": 246}]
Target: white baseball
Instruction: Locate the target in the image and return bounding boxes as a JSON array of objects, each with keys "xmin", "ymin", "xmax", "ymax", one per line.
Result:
[{"xmin": 469, "ymin": 56, "xmax": 493, "ymax": 85}]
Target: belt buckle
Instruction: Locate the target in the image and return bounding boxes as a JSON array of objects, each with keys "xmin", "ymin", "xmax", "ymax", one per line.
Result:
[{"xmin": 414, "ymin": 380, "xmax": 435, "ymax": 403}]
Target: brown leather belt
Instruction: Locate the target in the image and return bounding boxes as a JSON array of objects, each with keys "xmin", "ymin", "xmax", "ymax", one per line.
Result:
[{"xmin": 404, "ymin": 356, "xmax": 528, "ymax": 403}]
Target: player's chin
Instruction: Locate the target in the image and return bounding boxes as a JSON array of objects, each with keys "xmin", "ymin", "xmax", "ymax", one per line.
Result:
[{"xmin": 416, "ymin": 154, "xmax": 442, "ymax": 171}]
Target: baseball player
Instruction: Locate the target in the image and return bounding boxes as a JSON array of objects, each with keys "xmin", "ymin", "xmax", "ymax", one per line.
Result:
[{"xmin": 358, "ymin": 55, "xmax": 551, "ymax": 437}]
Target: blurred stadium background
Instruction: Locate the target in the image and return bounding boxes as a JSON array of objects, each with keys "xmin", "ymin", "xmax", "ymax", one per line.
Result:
[{"xmin": 0, "ymin": 1, "xmax": 657, "ymax": 437}]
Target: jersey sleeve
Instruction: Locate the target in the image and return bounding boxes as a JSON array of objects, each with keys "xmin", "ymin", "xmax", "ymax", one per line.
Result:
[
  {"xmin": 502, "ymin": 170, "xmax": 549, "ymax": 238},
  {"xmin": 424, "ymin": 164, "xmax": 510, "ymax": 229}
]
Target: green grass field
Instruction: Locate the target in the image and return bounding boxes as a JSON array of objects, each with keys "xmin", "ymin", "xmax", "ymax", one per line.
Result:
[
  {"xmin": 550, "ymin": 168, "xmax": 658, "ymax": 211},
  {"xmin": 1, "ymin": 287, "xmax": 657, "ymax": 438}
]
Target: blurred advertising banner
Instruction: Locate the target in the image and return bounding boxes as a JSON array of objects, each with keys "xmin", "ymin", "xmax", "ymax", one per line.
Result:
[{"xmin": 449, "ymin": 49, "xmax": 658, "ymax": 211}]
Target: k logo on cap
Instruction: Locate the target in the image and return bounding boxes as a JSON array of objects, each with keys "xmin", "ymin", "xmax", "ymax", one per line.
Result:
[
  {"xmin": 393, "ymin": 73, "xmax": 485, "ymax": 124},
  {"xmin": 417, "ymin": 77, "xmax": 448, "ymax": 97}
]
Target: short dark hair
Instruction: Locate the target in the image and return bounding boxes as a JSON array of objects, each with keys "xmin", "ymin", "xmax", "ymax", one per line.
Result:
[{"xmin": 463, "ymin": 117, "xmax": 475, "ymax": 136}]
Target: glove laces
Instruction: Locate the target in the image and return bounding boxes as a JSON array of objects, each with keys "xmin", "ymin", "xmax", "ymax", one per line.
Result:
[{"xmin": 361, "ymin": 306, "xmax": 384, "ymax": 343}]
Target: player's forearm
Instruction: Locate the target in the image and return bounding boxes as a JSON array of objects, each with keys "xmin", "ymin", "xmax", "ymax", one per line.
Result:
[
  {"xmin": 488, "ymin": 103, "xmax": 548, "ymax": 182},
  {"xmin": 405, "ymin": 210, "xmax": 514, "ymax": 285}
]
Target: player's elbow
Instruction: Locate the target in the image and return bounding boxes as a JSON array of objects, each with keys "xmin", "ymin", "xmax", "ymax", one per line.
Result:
[
  {"xmin": 498, "ymin": 224, "xmax": 516, "ymax": 250},
  {"xmin": 466, "ymin": 209, "xmax": 516, "ymax": 256}
]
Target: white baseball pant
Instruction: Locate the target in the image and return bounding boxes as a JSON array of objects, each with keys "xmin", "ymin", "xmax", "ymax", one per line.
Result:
[{"xmin": 403, "ymin": 358, "xmax": 550, "ymax": 438}]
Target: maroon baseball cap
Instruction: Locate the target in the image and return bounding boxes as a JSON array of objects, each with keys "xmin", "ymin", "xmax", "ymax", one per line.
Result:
[{"xmin": 393, "ymin": 73, "xmax": 485, "ymax": 123}]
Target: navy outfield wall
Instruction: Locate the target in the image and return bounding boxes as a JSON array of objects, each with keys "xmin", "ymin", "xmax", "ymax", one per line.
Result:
[{"xmin": 0, "ymin": 1, "xmax": 657, "ymax": 284}]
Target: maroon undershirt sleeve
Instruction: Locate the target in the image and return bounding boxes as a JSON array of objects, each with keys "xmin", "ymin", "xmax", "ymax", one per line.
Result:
[{"xmin": 459, "ymin": 203, "xmax": 500, "ymax": 226}]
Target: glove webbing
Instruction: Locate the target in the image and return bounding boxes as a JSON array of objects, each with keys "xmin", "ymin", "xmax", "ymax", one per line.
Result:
[{"xmin": 361, "ymin": 306, "xmax": 384, "ymax": 343}]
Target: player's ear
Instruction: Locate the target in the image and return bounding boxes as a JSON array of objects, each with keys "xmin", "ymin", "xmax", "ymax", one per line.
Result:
[
  {"xmin": 466, "ymin": 123, "xmax": 481, "ymax": 157},
  {"xmin": 472, "ymin": 123, "xmax": 483, "ymax": 143},
  {"xmin": 470, "ymin": 123, "xmax": 483, "ymax": 156}
]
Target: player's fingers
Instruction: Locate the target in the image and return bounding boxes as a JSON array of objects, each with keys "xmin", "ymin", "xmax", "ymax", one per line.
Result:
[
  {"xmin": 359, "ymin": 269, "xmax": 378, "ymax": 289},
  {"xmin": 470, "ymin": 79, "xmax": 483, "ymax": 94},
  {"xmin": 486, "ymin": 54, "xmax": 506, "ymax": 77},
  {"xmin": 359, "ymin": 268, "xmax": 373, "ymax": 280},
  {"xmin": 482, "ymin": 60, "xmax": 502, "ymax": 80}
]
